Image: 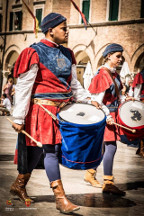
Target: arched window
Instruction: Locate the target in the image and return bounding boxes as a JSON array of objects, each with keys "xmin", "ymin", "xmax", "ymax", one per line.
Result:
[
  {"xmin": 108, "ymin": 0, "xmax": 119, "ymax": 21},
  {"xmin": 9, "ymin": 11, "xmax": 22, "ymax": 31},
  {"xmin": 9, "ymin": 1, "xmax": 22, "ymax": 31},
  {"xmin": 82, "ymin": 0, "xmax": 90, "ymax": 23}
]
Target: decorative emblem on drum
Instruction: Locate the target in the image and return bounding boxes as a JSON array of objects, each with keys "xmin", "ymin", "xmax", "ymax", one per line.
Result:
[
  {"xmin": 130, "ymin": 109, "xmax": 142, "ymax": 121},
  {"xmin": 77, "ymin": 112, "xmax": 85, "ymax": 117}
]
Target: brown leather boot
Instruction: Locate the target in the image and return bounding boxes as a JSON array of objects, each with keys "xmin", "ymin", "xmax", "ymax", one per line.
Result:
[
  {"xmin": 102, "ymin": 175, "xmax": 126, "ymax": 196},
  {"xmin": 84, "ymin": 169, "xmax": 102, "ymax": 188},
  {"xmin": 10, "ymin": 173, "xmax": 34, "ymax": 202},
  {"xmin": 51, "ymin": 179, "xmax": 80, "ymax": 214}
]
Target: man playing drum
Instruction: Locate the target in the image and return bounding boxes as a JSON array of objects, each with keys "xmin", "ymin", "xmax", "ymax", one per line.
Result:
[
  {"xmin": 84, "ymin": 43, "xmax": 126, "ymax": 196},
  {"xmin": 10, "ymin": 12, "xmax": 100, "ymax": 214},
  {"xmin": 132, "ymin": 68, "xmax": 144, "ymax": 157}
]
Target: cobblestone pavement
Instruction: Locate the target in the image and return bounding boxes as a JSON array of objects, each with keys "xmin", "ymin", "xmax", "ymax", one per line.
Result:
[{"xmin": 0, "ymin": 116, "xmax": 144, "ymax": 216}]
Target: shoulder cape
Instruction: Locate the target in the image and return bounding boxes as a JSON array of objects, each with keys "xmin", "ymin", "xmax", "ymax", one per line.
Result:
[
  {"xmin": 14, "ymin": 47, "xmax": 40, "ymax": 78},
  {"xmin": 88, "ymin": 68, "xmax": 114, "ymax": 93},
  {"xmin": 132, "ymin": 70, "xmax": 144, "ymax": 88}
]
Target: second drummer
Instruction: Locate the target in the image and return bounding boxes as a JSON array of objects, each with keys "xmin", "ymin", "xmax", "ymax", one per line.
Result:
[{"xmin": 84, "ymin": 43, "xmax": 126, "ymax": 196}]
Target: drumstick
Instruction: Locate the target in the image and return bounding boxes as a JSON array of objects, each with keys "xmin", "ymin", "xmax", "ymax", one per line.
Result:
[
  {"xmin": 113, "ymin": 122, "xmax": 136, "ymax": 133},
  {"xmin": 7, "ymin": 118, "xmax": 42, "ymax": 148},
  {"xmin": 38, "ymin": 103, "xmax": 58, "ymax": 121}
]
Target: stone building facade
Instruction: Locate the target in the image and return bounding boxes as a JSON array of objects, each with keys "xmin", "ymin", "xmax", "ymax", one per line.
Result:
[{"xmin": 0, "ymin": 0, "xmax": 144, "ymax": 92}]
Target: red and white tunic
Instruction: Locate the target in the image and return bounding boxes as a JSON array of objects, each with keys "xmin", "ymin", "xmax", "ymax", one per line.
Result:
[{"xmin": 13, "ymin": 39, "xmax": 91, "ymax": 146}]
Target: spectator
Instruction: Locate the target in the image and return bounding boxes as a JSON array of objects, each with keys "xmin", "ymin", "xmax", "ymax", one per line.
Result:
[
  {"xmin": 127, "ymin": 79, "xmax": 134, "ymax": 97},
  {"xmin": 3, "ymin": 77, "xmax": 14, "ymax": 104},
  {"xmin": 0, "ymin": 93, "xmax": 11, "ymax": 116}
]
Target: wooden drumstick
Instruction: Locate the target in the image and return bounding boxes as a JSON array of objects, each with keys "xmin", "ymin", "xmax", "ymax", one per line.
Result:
[
  {"xmin": 113, "ymin": 122, "xmax": 136, "ymax": 133},
  {"xmin": 38, "ymin": 103, "xmax": 58, "ymax": 121},
  {"xmin": 7, "ymin": 118, "xmax": 42, "ymax": 148}
]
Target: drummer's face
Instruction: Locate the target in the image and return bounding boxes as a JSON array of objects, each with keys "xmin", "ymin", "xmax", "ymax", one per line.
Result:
[
  {"xmin": 108, "ymin": 52, "xmax": 123, "ymax": 68},
  {"xmin": 48, "ymin": 21, "xmax": 69, "ymax": 44}
]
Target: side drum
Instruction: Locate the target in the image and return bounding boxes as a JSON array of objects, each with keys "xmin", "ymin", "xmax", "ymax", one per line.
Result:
[
  {"xmin": 57, "ymin": 103, "xmax": 106, "ymax": 170},
  {"xmin": 118, "ymin": 100, "xmax": 144, "ymax": 140}
]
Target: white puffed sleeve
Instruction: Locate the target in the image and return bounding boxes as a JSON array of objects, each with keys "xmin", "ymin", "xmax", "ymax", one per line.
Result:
[
  {"xmin": 13, "ymin": 64, "xmax": 39, "ymax": 124},
  {"xmin": 91, "ymin": 92, "xmax": 112, "ymax": 119},
  {"xmin": 134, "ymin": 84, "xmax": 142, "ymax": 101}
]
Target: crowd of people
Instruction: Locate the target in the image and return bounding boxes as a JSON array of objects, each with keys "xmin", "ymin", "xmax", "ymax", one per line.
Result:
[
  {"xmin": 0, "ymin": 77, "xmax": 15, "ymax": 116},
  {"xmin": 0, "ymin": 12, "xmax": 143, "ymax": 214}
]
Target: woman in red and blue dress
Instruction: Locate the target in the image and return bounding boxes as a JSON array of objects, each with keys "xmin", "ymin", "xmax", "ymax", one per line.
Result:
[{"xmin": 84, "ymin": 43, "xmax": 126, "ymax": 196}]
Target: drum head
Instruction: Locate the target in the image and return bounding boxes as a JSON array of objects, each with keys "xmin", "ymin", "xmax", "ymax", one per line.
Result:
[
  {"xmin": 119, "ymin": 100, "xmax": 144, "ymax": 128},
  {"xmin": 58, "ymin": 103, "xmax": 105, "ymax": 125}
]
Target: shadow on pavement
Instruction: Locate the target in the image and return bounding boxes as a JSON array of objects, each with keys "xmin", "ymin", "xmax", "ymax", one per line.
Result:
[
  {"xmin": 126, "ymin": 181, "xmax": 144, "ymax": 190},
  {"xmin": 32, "ymin": 193, "xmax": 136, "ymax": 208},
  {"xmin": 0, "ymin": 154, "xmax": 14, "ymax": 161},
  {"xmin": 117, "ymin": 181, "xmax": 144, "ymax": 191}
]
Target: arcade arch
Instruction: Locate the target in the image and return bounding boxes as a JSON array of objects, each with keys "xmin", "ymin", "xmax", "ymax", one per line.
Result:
[
  {"xmin": 134, "ymin": 52, "xmax": 144, "ymax": 73},
  {"xmin": 2, "ymin": 46, "xmax": 19, "ymax": 87},
  {"xmin": 131, "ymin": 44, "xmax": 144, "ymax": 73},
  {"xmin": 74, "ymin": 50, "xmax": 91, "ymax": 87}
]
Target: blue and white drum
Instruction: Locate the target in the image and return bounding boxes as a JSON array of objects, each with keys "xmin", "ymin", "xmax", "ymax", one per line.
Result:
[{"xmin": 57, "ymin": 103, "xmax": 106, "ymax": 170}]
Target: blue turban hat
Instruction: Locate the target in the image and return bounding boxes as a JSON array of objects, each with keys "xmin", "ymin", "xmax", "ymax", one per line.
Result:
[
  {"xmin": 40, "ymin": 12, "xmax": 66, "ymax": 33},
  {"xmin": 103, "ymin": 43, "xmax": 123, "ymax": 58}
]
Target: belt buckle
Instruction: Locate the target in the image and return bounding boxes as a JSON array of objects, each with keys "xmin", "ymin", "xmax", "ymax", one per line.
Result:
[
  {"xmin": 59, "ymin": 102, "xmax": 66, "ymax": 108},
  {"xmin": 34, "ymin": 98, "xmax": 39, "ymax": 104}
]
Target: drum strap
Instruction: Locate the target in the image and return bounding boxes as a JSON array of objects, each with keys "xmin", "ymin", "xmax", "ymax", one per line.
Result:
[
  {"xmin": 102, "ymin": 67, "xmax": 120, "ymax": 100},
  {"xmin": 32, "ymin": 99, "xmax": 72, "ymax": 121},
  {"xmin": 32, "ymin": 98, "xmax": 67, "ymax": 108}
]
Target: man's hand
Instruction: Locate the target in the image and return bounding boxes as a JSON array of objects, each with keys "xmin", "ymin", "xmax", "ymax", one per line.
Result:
[
  {"xmin": 91, "ymin": 101, "xmax": 102, "ymax": 109},
  {"xmin": 106, "ymin": 117, "xmax": 114, "ymax": 125},
  {"xmin": 12, "ymin": 122, "xmax": 24, "ymax": 133}
]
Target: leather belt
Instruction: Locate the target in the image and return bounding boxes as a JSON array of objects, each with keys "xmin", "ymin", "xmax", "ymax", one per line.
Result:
[{"xmin": 32, "ymin": 98, "xmax": 67, "ymax": 108}]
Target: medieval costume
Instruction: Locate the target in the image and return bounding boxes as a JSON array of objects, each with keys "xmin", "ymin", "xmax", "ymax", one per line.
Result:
[
  {"xmin": 84, "ymin": 43, "xmax": 126, "ymax": 196},
  {"xmin": 10, "ymin": 12, "xmax": 92, "ymax": 214}
]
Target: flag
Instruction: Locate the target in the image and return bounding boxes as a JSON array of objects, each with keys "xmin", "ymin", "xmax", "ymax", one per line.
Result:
[
  {"xmin": 70, "ymin": 0, "xmax": 88, "ymax": 30},
  {"xmin": 34, "ymin": 17, "xmax": 39, "ymax": 38},
  {"xmin": 22, "ymin": 0, "xmax": 39, "ymax": 38}
]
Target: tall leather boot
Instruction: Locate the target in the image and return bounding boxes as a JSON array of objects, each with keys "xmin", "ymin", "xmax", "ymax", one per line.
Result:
[
  {"xmin": 10, "ymin": 173, "xmax": 34, "ymax": 202},
  {"xmin": 84, "ymin": 169, "xmax": 102, "ymax": 187},
  {"xmin": 102, "ymin": 175, "xmax": 126, "ymax": 196},
  {"xmin": 51, "ymin": 179, "xmax": 80, "ymax": 214}
]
